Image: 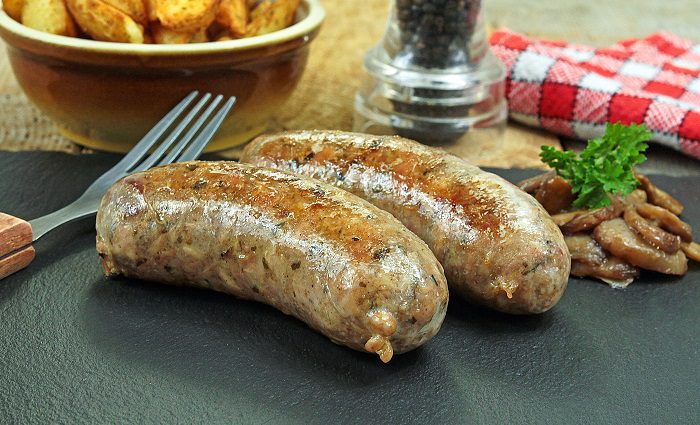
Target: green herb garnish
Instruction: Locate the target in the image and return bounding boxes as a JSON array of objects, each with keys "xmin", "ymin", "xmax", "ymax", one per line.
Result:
[{"xmin": 540, "ymin": 123, "xmax": 651, "ymax": 209}]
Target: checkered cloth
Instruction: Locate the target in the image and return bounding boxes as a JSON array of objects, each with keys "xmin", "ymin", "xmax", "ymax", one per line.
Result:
[{"xmin": 489, "ymin": 30, "xmax": 700, "ymax": 160}]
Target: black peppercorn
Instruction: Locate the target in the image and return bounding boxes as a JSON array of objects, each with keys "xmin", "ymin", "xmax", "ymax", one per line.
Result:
[
  {"xmin": 395, "ymin": 0, "xmax": 481, "ymax": 69},
  {"xmin": 389, "ymin": 0, "xmax": 483, "ymax": 143},
  {"xmin": 353, "ymin": 0, "xmax": 505, "ymax": 146}
]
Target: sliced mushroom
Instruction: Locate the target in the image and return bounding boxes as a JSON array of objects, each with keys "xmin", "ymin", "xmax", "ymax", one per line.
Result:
[
  {"xmin": 560, "ymin": 198, "xmax": 624, "ymax": 234},
  {"xmin": 570, "ymin": 258, "xmax": 639, "ymax": 288},
  {"xmin": 551, "ymin": 211, "xmax": 583, "ymax": 227},
  {"xmin": 623, "ymin": 207, "xmax": 681, "ymax": 254},
  {"xmin": 636, "ymin": 174, "xmax": 683, "ymax": 215},
  {"xmin": 566, "ymin": 233, "xmax": 639, "ymax": 287},
  {"xmin": 636, "ymin": 202, "xmax": 693, "ymax": 242},
  {"xmin": 681, "ymin": 241, "xmax": 700, "ymax": 262},
  {"xmin": 535, "ymin": 175, "xmax": 575, "ymax": 214},
  {"xmin": 623, "ymin": 189, "xmax": 647, "ymax": 206},
  {"xmin": 593, "ymin": 218, "xmax": 687, "ymax": 275},
  {"xmin": 565, "ymin": 234, "xmax": 606, "ymax": 266},
  {"xmin": 518, "ymin": 171, "xmax": 554, "ymax": 194}
]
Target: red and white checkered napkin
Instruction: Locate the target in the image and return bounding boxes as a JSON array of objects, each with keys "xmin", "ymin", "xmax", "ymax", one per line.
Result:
[{"xmin": 489, "ymin": 30, "xmax": 700, "ymax": 159}]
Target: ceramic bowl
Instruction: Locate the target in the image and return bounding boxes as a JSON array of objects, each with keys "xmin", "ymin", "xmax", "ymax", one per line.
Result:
[{"xmin": 0, "ymin": 0, "xmax": 325, "ymax": 153}]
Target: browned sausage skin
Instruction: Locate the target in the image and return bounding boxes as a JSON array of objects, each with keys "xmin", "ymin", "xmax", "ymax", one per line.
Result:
[
  {"xmin": 241, "ymin": 131, "xmax": 571, "ymax": 314},
  {"xmin": 96, "ymin": 162, "xmax": 449, "ymax": 363}
]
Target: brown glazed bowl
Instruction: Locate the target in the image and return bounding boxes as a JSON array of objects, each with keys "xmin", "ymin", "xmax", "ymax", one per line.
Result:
[{"xmin": 0, "ymin": 0, "xmax": 324, "ymax": 153}]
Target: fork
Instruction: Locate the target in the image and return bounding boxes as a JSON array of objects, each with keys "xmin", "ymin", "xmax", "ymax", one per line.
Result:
[{"xmin": 0, "ymin": 91, "xmax": 237, "ymax": 279}]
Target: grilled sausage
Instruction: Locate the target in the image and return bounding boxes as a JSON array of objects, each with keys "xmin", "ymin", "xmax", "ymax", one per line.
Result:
[
  {"xmin": 241, "ymin": 131, "xmax": 571, "ymax": 314},
  {"xmin": 96, "ymin": 162, "xmax": 449, "ymax": 363}
]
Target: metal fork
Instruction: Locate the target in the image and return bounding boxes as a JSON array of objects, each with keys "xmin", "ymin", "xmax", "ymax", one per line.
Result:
[{"xmin": 0, "ymin": 91, "xmax": 237, "ymax": 279}]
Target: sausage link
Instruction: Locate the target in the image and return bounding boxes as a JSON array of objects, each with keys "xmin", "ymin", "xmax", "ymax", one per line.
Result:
[
  {"xmin": 96, "ymin": 162, "xmax": 449, "ymax": 362},
  {"xmin": 241, "ymin": 131, "xmax": 571, "ymax": 314}
]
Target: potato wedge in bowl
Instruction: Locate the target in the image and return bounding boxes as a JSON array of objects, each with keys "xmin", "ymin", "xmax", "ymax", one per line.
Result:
[
  {"xmin": 6, "ymin": 0, "xmax": 303, "ymax": 42},
  {"xmin": 0, "ymin": 0, "xmax": 325, "ymax": 152},
  {"xmin": 19, "ymin": 0, "xmax": 77, "ymax": 37}
]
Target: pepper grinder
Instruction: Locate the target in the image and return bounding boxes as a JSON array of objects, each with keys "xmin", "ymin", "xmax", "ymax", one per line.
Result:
[{"xmin": 354, "ymin": 0, "xmax": 506, "ymax": 145}]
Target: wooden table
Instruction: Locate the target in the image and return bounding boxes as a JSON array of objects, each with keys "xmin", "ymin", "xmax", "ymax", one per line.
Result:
[{"xmin": 0, "ymin": 0, "xmax": 698, "ymax": 175}]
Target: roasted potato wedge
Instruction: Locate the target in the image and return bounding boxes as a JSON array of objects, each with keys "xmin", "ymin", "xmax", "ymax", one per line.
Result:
[
  {"xmin": 144, "ymin": 0, "xmax": 157, "ymax": 21},
  {"xmin": 247, "ymin": 0, "xmax": 299, "ymax": 37},
  {"xmin": 101, "ymin": 0, "xmax": 147, "ymax": 24},
  {"xmin": 67, "ymin": 0, "xmax": 144, "ymax": 43},
  {"xmin": 216, "ymin": 0, "xmax": 247, "ymax": 37},
  {"xmin": 190, "ymin": 27, "xmax": 208, "ymax": 42},
  {"xmin": 151, "ymin": 22, "xmax": 193, "ymax": 43},
  {"xmin": 13, "ymin": 0, "xmax": 301, "ymax": 42},
  {"xmin": 22, "ymin": 0, "xmax": 77, "ymax": 36},
  {"xmin": 4, "ymin": 0, "xmax": 25, "ymax": 21},
  {"xmin": 151, "ymin": 23, "xmax": 209, "ymax": 44},
  {"xmin": 155, "ymin": 0, "xmax": 219, "ymax": 32}
]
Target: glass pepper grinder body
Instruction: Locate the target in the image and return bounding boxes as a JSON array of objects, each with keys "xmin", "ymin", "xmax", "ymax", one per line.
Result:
[{"xmin": 354, "ymin": 0, "xmax": 507, "ymax": 145}]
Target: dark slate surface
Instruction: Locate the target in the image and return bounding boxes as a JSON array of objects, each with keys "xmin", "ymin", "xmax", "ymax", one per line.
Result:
[{"xmin": 0, "ymin": 151, "xmax": 698, "ymax": 425}]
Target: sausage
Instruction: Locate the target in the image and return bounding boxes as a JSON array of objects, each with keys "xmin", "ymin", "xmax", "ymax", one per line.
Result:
[
  {"xmin": 95, "ymin": 162, "xmax": 449, "ymax": 363},
  {"xmin": 240, "ymin": 131, "xmax": 571, "ymax": 314}
]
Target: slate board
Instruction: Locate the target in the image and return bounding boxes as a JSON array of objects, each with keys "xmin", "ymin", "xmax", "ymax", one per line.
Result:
[{"xmin": 0, "ymin": 151, "xmax": 698, "ymax": 425}]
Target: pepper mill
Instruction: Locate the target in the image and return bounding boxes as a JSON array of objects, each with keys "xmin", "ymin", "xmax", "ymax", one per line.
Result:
[{"xmin": 354, "ymin": 0, "xmax": 506, "ymax": 145}]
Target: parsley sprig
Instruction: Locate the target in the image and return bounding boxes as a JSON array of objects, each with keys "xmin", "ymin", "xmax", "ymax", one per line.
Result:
[{"xmin": 540, "ymin": 123, "xmax": 651, "ymax": 209}]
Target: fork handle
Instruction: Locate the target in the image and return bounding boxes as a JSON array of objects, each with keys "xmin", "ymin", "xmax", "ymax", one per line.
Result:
[{"xmin": 0, "ymin": 213, "xmax": 35, "ymax": 279}]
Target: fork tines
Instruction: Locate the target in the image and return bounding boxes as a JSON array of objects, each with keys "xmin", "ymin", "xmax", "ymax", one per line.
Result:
[{"xmin": 122, "ymin": 91, "xmax": 237, "ymax": 174}]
